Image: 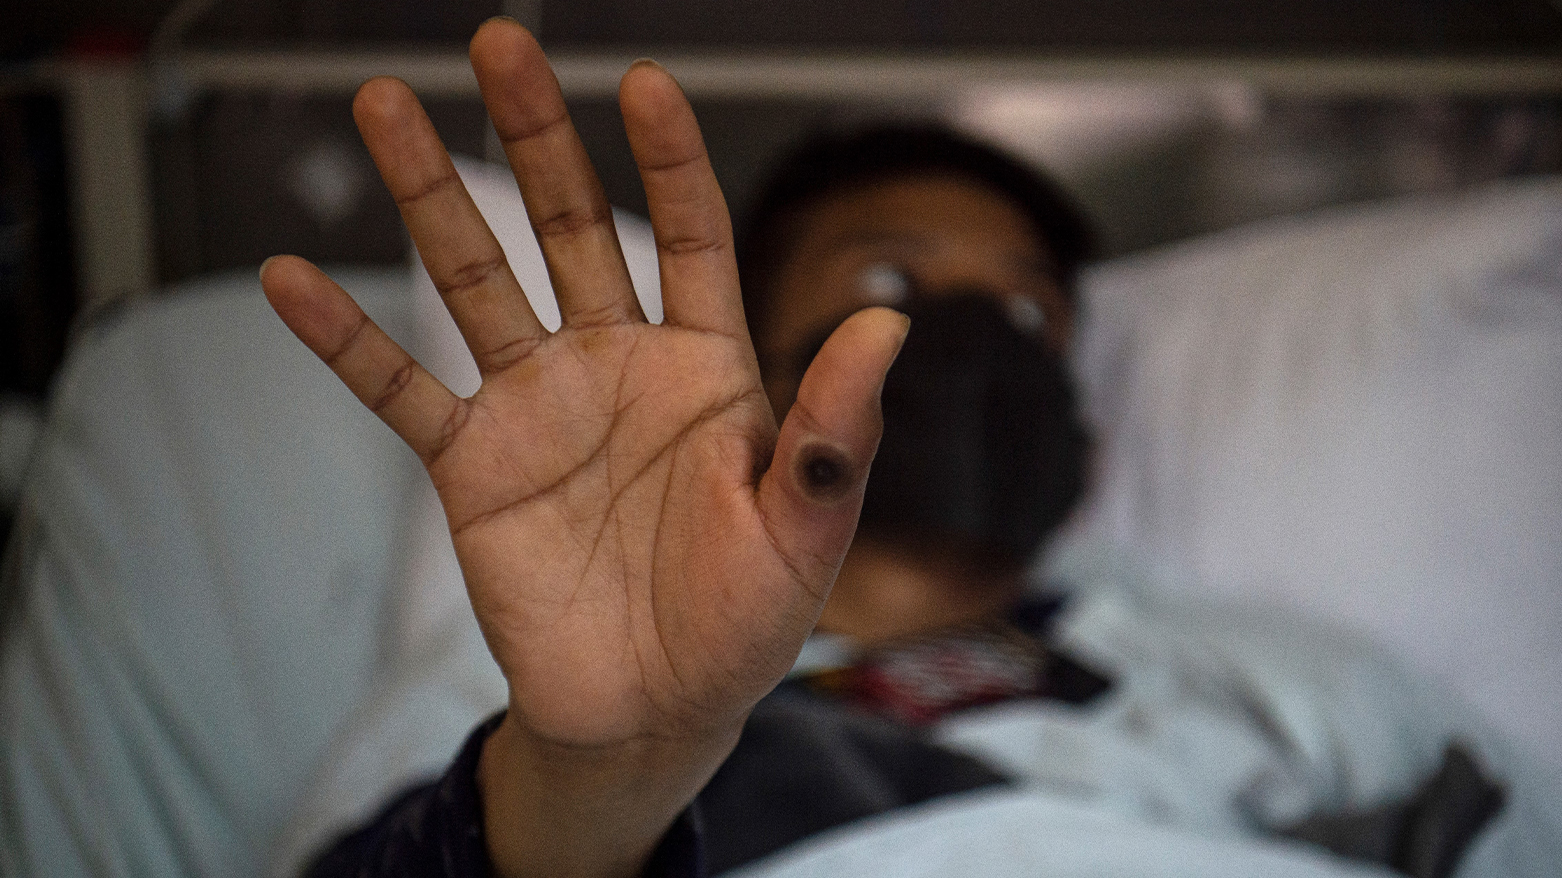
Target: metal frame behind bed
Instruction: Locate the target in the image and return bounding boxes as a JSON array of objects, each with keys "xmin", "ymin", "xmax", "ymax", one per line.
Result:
[{"xmin": 6, "ymin": 48, "xmax": 1562, "ymax": 317}]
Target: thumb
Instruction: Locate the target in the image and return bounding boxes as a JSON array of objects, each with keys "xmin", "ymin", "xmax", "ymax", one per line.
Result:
[{"xmin": 755, "ymin": 306, "xmax": 910, "ymax": 601}]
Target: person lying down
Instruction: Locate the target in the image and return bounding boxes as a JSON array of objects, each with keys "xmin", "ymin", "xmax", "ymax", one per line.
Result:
[{"xmin": 260, "ymin": 18, "xmax": 1561, "ymax": 878}]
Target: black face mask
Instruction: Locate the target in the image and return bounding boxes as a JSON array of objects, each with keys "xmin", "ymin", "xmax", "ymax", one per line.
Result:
[{"xmin": 793, "ymin": 293, "xmax": 1091, "ymax": 565}]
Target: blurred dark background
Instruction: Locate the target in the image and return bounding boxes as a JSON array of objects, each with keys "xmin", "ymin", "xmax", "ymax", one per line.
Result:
[{"xmin": 6, "ymin": 0, "xmax": 1562, "ymax": 54}]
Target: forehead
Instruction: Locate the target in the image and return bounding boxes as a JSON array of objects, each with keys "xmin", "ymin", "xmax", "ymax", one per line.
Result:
[
  {"xmin": 788, "ymin": 174, "xmax": 1043, "ymax": 257},
  {"xmin": 758, "ymin": 174, "xmax": 1063, "ymax": 359}
]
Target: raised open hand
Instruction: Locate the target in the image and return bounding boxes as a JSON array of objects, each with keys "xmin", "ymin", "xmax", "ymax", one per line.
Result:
[{"xmin": 262, "ymin": 19, "xmax": 905, "ymax": 877}]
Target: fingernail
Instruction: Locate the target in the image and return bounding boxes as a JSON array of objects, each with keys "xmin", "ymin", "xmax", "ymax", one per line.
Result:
[
  {"xmin": 485, "ymin": 15, "xmax": 522, "ymax": 26},
  {"xmin": 876, "ymin": 311, "xmax": 912, "ymax": 393},
  {"xmin": 630, "ymin": 57, "xmax": 666, "ymax": 72},
  {"xmin": 259, "ymin": 255, "xmax": 280, "ymax": 280}
]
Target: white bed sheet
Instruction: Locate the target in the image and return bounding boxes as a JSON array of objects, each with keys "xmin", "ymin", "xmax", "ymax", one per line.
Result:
[{"xmin": 732, "ymin": 571, "xmax": 1562, "ymax": 878}]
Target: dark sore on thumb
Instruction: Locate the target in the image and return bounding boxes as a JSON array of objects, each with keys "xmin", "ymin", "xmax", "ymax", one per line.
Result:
[{"xmin": 796, "ymin": 442, "xmax": 855, "ymax": 502}]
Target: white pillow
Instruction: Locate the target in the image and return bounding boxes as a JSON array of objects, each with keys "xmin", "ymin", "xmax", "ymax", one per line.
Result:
[
  {"xmin": 1, "ymin": 266, "xmax": 419, "ymax": 877},
  {"xmin": 1063, "ymin": 177, "xmax": 1562, "ymax": 762}
]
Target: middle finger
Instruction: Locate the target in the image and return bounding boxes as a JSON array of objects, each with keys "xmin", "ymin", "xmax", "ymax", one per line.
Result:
[{"xmin": 470, "ymin": 19, "xmax": 644, "ymax": 328}]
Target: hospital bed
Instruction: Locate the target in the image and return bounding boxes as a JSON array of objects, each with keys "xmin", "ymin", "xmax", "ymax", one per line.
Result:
[{"xmin": 1, "ymin": 151, "xmax": 1559, "ymax": 875}]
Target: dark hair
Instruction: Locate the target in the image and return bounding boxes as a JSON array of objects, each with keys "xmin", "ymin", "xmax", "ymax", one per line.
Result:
[{"xmin": 736, "ymin": 123, "xmax": 1098, "ymax": 344}]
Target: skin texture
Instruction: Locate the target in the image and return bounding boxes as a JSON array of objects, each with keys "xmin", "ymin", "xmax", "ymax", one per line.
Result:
[
  {"xmin": 260, "ymin": 19, "xmax": 907, "ymax": 878},
  {"xmin": 754, "ymin": 176, "xmax": 1075, "ymax": 644}
]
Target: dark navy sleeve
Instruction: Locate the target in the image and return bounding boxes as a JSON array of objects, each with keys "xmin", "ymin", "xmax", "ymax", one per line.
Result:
[{"xmin": 303, "ymin": 712, "xmax": 706, "ymax": 878}]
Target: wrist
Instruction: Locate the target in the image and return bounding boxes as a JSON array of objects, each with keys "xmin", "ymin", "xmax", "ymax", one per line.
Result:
[{"xmin": 478, "ymin": 709, "xmax": 740, "ymax": 878}]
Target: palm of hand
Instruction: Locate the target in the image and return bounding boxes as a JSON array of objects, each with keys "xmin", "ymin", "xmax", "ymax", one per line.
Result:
[{"xmin": 438, "ymin": 324, "xmax": 792, "ymax": 745}]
